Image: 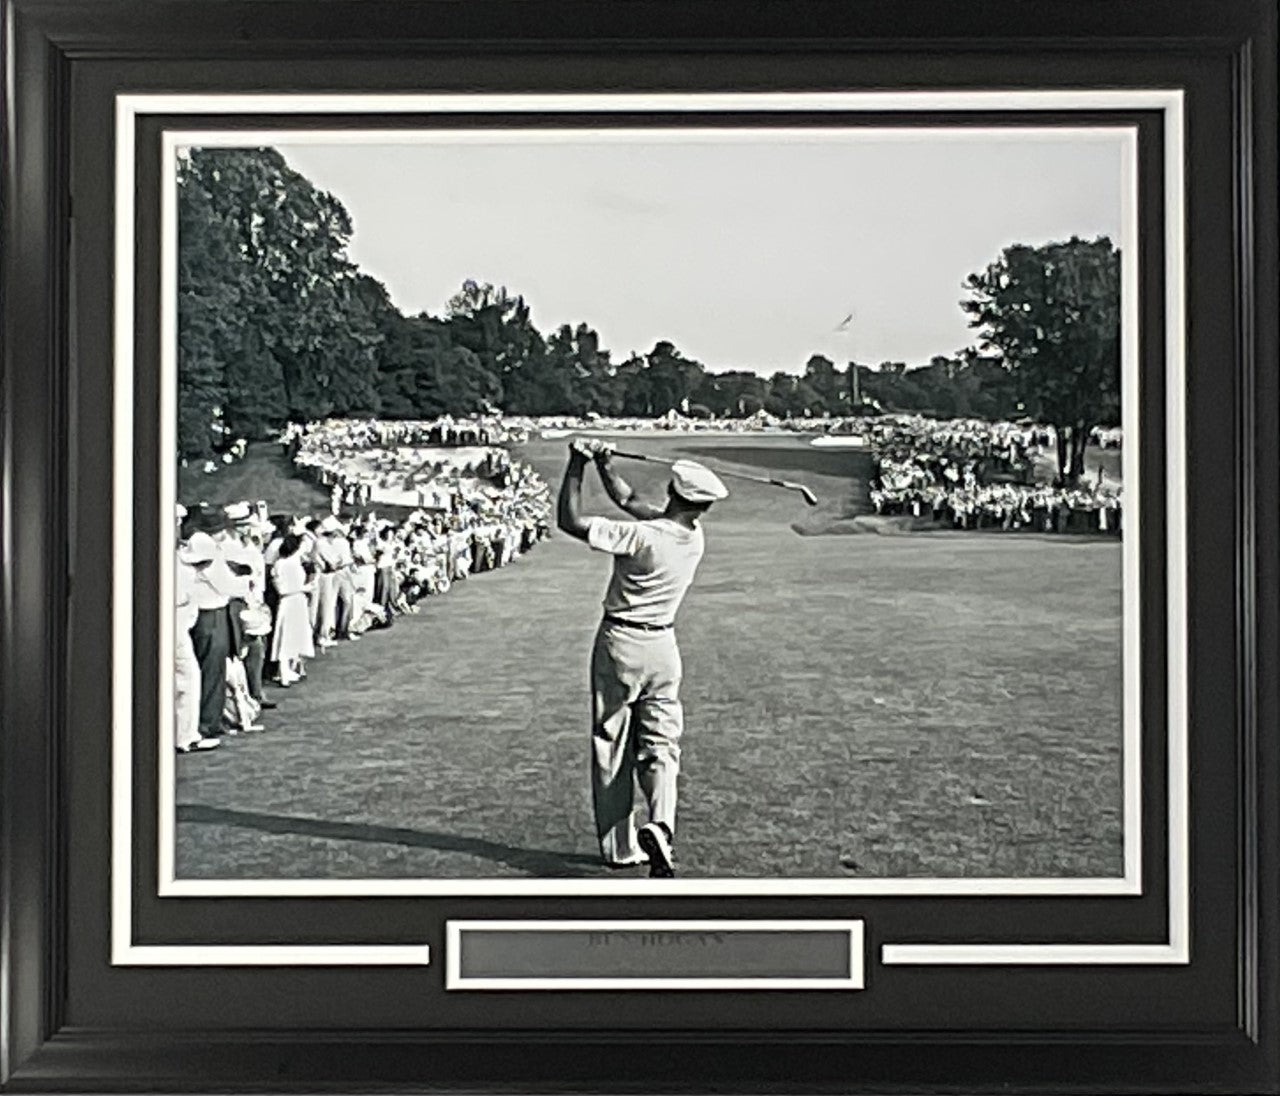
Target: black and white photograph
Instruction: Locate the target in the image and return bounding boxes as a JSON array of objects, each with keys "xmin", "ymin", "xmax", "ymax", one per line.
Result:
[
  {"xmin": 162, "ymin": 117, "xmax": 1141, "ymax": 890},
  {"xmin": 6, "ymin": 0, "xmax": 1277, "ymax": 1086}
]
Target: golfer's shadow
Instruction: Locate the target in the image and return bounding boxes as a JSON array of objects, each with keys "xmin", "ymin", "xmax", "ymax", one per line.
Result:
[{"xmin": 177, "ymin": 804, "xmax": 602, "ymax": 877}]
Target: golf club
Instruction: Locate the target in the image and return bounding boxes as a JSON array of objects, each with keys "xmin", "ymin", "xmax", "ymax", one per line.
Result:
[{"xmin": 608, "ymin": 448, "xmax": 819, "ymax": 506}]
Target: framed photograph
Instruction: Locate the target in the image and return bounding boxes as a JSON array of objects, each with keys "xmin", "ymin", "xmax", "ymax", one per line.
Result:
[{"xmin": 3, "ymin": 1, "xmax": 1276, "ymax": 1091}]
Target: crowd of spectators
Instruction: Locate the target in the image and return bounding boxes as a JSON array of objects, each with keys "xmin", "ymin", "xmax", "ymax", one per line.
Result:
[
  {"xmin": 533, "ymin": 408, "xmax": 790, "ymax": 435},
  {"xmin": 173, "ymin": 440, "xmax": 552, "ymax": 755},
  {"xmin": 281, "ymin": 417, "xmax": 531, "ymax": 511},
  {"xmin": 865, "ymin": 416, "xmax": 1122, "ymax": 534},
  {"xmin": 282, "ymin": 414, "xmax": 529, "ymax": 453},
  {"xmin": 278, "ymin": 411, "xmax": 1122, "ymax": 537},
  {"xmin": 1091, "ymin": 425, "xmax": 1124, "ymax": 449}
]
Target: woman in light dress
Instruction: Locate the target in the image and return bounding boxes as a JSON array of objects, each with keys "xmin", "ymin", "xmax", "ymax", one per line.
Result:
[
  {"xmin": 349, "ymin": 523, "xmax": 377, "ymax": 630},
  {"xmin": 270, "ymin": 534, "xmax": 315, "ymax": 686}
]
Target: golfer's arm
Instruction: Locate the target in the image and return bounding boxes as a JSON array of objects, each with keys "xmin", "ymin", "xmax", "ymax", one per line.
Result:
[
  {"xmin": 596, "ymin": 458, "xmax": 665, "ymax": 520},
  {"xmin": 557, "ymin": 456, "xmax": 592, "ymax": 541}
]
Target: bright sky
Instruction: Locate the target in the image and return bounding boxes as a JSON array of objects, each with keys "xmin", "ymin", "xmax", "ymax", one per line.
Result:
[{"xmin": 276, "ymin": 131, "xmax": 1125, "ymax": 374}]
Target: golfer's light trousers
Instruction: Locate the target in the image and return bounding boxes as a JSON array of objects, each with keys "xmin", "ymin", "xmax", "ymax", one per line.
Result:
[{"xmin": 591, "ymin": 620, "xmax": 684, "ymax": 865}]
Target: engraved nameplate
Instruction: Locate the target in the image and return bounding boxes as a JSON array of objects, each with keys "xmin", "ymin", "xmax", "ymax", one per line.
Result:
[{"xmin": 446, "ymin": 920, "xmax": 864, "ymax": 990}]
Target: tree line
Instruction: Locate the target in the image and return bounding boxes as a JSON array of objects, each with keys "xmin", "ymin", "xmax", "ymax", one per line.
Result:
[{"xmin": 178, "ymin": 147, "xmax": 1120, "ymax": 483}]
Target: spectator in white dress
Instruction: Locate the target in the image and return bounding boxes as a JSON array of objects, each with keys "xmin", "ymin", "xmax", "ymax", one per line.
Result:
[{"xmin": 270, "ymin": 534, "xmax": 316, "ymax": 686}]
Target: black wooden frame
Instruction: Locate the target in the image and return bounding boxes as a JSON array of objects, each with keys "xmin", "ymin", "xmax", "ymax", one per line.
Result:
[{"xmin": 2, "ymin": 1, "xmax": 1276, "ymax": 1091}]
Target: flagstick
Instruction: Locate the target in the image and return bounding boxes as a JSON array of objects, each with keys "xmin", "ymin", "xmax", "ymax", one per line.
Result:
[{"xmin": 832, "ymin": 309, "xmax": 858, "ymax": 414}]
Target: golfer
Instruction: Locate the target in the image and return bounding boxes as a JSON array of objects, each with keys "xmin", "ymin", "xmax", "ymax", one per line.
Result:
[{"xmin": 557, "ymin": 439, "xmax": 727, "ymax": 878}]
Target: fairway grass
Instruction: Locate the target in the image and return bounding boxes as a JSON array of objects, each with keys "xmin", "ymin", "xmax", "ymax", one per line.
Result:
[{"xmin": 175, "ymin": 434, "xmax": 1124, "ymax": 881}]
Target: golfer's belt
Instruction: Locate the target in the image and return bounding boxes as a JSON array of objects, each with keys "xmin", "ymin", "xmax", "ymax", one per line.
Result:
[{"xmin": 603, "ymin": 614, "xmax": 673, "ymax": 632}]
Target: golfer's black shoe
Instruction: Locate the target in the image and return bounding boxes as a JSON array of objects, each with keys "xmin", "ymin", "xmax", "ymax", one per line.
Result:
[{"xmin": 638, "ymin": 822, "xmax": 675, "ymax": 878}]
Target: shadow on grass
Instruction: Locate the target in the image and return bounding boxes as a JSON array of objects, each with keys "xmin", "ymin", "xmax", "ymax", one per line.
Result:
[{"xmin": 177, "ymin": 804, "xmax": 603, "ymax": 877}]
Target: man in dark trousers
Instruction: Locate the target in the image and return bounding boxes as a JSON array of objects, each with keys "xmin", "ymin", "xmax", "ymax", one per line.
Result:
[
  {"xmin": 184, "ymin": 507, "xmax": 250, "ymax": 739},
  {"xmin": 216, "ymin": 502, "xmax": 274, "ymax": 710},
  {"xmin": 557, "ymin": 439, "xmax": 727, "ymax": 878}
]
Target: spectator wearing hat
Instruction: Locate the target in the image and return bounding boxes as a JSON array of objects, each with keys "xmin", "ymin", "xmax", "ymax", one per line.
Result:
[
  {"xmin": 373, "ymin": 525, "xmax": 400, "ymax": 610},
  {"xmin": 313, "ymin": 515, "xmax": 346, "ymax": 647},
  {"xmin": 260, "ymin": 515, "xmax": 293, "ymax": 677},
  {"xmin": 183, "ymin": 522, "xmax": 247, "ymax": 740},
  {"xmin": 558, "ymin": 440, "xmax": 728, "ymax": 879},
  {"xmin": 330, "ymin": 520, "xmax": 358, "ymax": 641},
  {"xmin": 270, "ymin": 533, "xmax": 316, "ymax": 685},
  {"xmin": 348, "ymin": 524, "xmax": 377, "ymax": 634},
  {"xmin": 174, "ymin": 508, "xmax": 219, "ymax": 753},
  {"xmin": 218, "ymin": 502, "xmax": 275, "ymax": 711}
]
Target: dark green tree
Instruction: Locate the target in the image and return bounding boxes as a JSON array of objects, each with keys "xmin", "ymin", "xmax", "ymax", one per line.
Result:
[
  {"xmin": 533, "ymin": 323, "xmax": 616, "ymax": 416},
  {"xmin": 177, "ymin": 146, "xmax": 380, "ymax": 452},
  {"xmin": 332, "ymin": 276, "xmax": 386, "ymax": 416},
  {"xmin": 380, "ymin": 307, "xmax": 502, "ymax": 417},
  {"xmin": 696, "ymin": 370, "xmax": 767, "ymax": 417},
  {"xmin": 221, "ymin": 327, "xmax": 288, "ymax": 442},
  {"xmin": 176, "ymin": 152, "xmax": 245, "ymax": 458},
  {"xmin": 762, "ymin": 372, "xmax": 824, "ymax": 417},
  {"xmin": 962, "ymin": 236, "xmax": 1121, "ymax": 483},
  {"xmin": 764, "ymin": 372, "xmax": 797, "ymax": 417},
  {"xmin": 863, "ymin": 361, "xmax": 931, "ymax": 412},
  {"xmin": 445, "ymin": 280, "xmax": 549, "ymax": 410},
  {"xmin": 425, "ymin": 346, "xmax": 502, "ymax": 415},
  {"xmin": 645, "ymin": 340, "xmax": 706, "ymax": 415},
  {"xmin": 803, "ymin": 354, "xmax": 843, "ymax": 415}
]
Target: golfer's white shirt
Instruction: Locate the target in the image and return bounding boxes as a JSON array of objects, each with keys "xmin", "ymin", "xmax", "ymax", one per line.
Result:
[{"xmin": 586, "ymin": 516, "xmax": 705, "ymax": 626}]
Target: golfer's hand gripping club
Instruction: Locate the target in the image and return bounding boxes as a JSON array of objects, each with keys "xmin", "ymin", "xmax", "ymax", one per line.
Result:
[{"xmin": 569, "ymin": 439, "xmax": 615, "ymax": 461}]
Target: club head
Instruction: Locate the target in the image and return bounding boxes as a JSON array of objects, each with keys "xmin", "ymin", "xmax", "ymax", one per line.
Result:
[{"xmin": 799, "ymin": 486, "xmax": 819, "ymax": 506}]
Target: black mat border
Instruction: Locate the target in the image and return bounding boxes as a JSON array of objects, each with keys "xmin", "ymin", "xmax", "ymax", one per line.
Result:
[{"xmin": 124, "ymin": 106, "xmax": 1170, "ymax": 950}]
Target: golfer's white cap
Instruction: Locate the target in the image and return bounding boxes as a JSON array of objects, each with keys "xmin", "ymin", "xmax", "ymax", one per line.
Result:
[
  {"xmin": 179, "ymin": 531, "xmax": 218, "ymax": 565},
  {"xmin": 320, "ymin": 515, "xmax": 345, "ymax": 534},
  {"xmin": 670, "ymin": 460, "xmax": 728, "ymax": 503}
]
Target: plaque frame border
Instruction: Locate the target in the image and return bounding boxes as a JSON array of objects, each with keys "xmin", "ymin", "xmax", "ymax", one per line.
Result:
[
  {"xmin": 443, "ymin": 920, "xmax": 866, "ymax": 991},
  {"xmin": 2, "ymin": 0, "xmax": 1275, "ymax": 1091}
]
